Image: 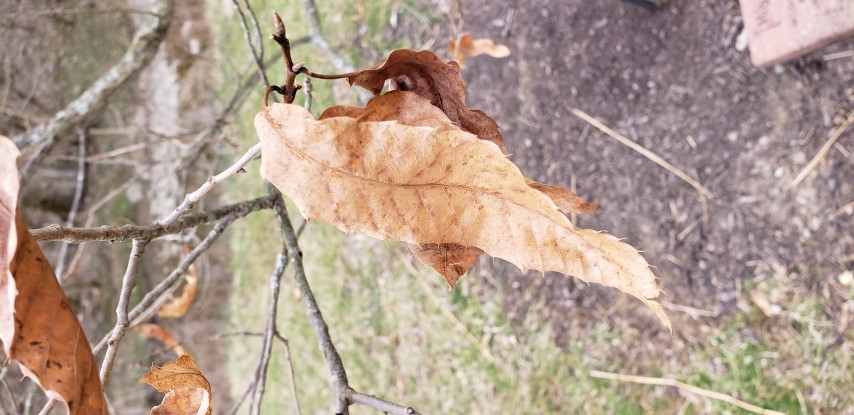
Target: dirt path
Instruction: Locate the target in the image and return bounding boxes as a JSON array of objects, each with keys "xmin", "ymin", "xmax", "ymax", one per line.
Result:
[{"xmin": 460, "ymin": 0, "xmax": 853, "ymax": 337}]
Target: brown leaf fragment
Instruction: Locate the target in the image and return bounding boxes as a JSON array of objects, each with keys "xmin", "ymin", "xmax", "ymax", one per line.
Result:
[
  {"xmin": 409, "ymin": 243, "xmax": 483, "ymax": 289},
  {"xmin": 448, "ymin": 32, "xmax": 511, "ymax": 68},
  {"xmin": 141, "ymin": 355, "xmax": 212, "ymax": 415},
  {"xmin": 320, "ymin": 90, "xmax": 457, "ymax": 131},
  {"xmin": 0, "ymin": 137, "xmax": 108, "ymax": 415},
  {"xmin": 257, "ymin": 95, "xmax": 670, "ymax": 329},
  {"xmin": 345, "ymin": 49, "xmax": 508, "ymax": 153},
  {"xmin": 134, "ymin": 324, "xmax": 190, "ymax": 357},
  {"xmin": 526, "ymin": 178, "xmax": 599, "ymax": 215}
]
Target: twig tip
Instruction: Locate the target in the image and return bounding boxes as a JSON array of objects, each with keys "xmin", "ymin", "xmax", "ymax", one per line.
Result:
[{"xmin": 273, "ymin": 12, "xmax": 285, "ymax": 37}]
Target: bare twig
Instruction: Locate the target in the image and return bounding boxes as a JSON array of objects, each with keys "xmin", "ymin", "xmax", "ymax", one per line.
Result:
[
  {"xmin": 589, "ymin": 370, "xmax": 786, "ymax": 415},
  {"xmin": 274, "ymin": 332, "xmax": 303, "ymax": 415},
  {"xmin": 36, "ymin": 398, "xmax": 57, "ymax": 415},
  {"xmin": 303, "ymin": 78, "xmax": 313, "ymax": 111},
  {"xmin": 100, "ymin": 238, "xmax": 148, "ymax": 385},
  {"xmin": 299, "ymin": 0, "xmax": 356, "ymax": 73},
  {"xmin": 13, "ymin": 0, "xmax": 174, "ymax": 150},
  {"xmin": 267, "ymin": 13, "xmax": 301, "ymax": 105},
  {"xmin": 54, "ymin": 127, "xmax": 88, "ymax": 279},
  {"xmin": 18, "ymin": 136, "xmax": 56, "ymax": 181},
  {"xmin": 349, "ymin": 391, "xmax": 420, "ymax": 415},
  {"xmin": 92, "ymin": 215, "xmax": 240, "ymax": 355},
  {"xmin": 568, "ymin": 107, "xmax": 714, "ymax": 199},
  {"xmin": 249, "ymin": 248, "xmax": 288, "ymax": 415},
  {"xmin": 230, "ymin": 0, "xmax": 268, "ymax": 86},
  {"xmin": 790, "ymin": 114, "xmax": 853, "ymax": 187},
  {"xmin": 158, "ymin": 143, "xmax": 261, "ymax": 226},
  {"xmin": 262, "ymin": 180, "xmax": 351, "ymax": 414},
  {"xmin": 33, "ymin": 194, "xmax": 277, "ymax": 243}
]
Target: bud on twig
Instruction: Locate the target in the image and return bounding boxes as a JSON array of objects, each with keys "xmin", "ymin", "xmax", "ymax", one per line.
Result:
[{"xmin": 273, "ymin": 12, "xmax": 286, "ymax": 38}]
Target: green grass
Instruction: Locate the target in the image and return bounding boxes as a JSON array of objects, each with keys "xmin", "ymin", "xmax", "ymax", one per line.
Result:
[{"xmin": 206, "ymin": 2, "xmax": 854, "ymax": 413}]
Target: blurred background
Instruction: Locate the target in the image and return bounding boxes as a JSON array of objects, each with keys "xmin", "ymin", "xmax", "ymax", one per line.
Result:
[{"xmin": 1, "ymin": 0, "xmax": 852, "ymax": 413}]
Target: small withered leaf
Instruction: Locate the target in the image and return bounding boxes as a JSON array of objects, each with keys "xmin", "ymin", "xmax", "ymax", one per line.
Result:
[
  {"xmin": 409, "ymin": 243, "xmax": 484, "ymax": 289},
  {"xmin": 345, "ymin": 49, "xmax": 508, "ymax": 153},
  {"xmin": 526, "ymin": 179, "xmax": 599, "ymax": 215},
  {"xmin": 140, "ymin": 355, "xmax": 212, "ymax": 415}
]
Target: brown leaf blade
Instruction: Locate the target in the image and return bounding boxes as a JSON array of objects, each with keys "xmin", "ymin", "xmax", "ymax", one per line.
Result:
[
  {"xmin": 134, "ymin": 324, "xmax": 190, "ymax": 357},
  {"xmin": 141, "ymin": 355, "xmax": 212, "ymax": 415},
  {"xmin": 257, "ymin": 95, "xmax": 670, "ymax": 329},
  {"xmin": 409, "ymin": 243, "xmax": 483, "ymax": 289},
  {"xmin": 0, "ymin": 136, "xmax": 109, "ymax": 415},
  {"xmin": 526, "ymin": 179, "xmax": 599, "ymax": 215},
  {"xmin": 345, "ymin": 49, "xmax": 508, "ymax": 153}
]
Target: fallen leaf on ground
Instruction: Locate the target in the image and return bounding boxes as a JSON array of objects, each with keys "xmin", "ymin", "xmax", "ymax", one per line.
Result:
[
  {"xmin": 448, "ymin": 32, "xmax": 511, "ymax": 67},
  {"xmin": 134, "ymin": 324, "xmax": 190, "ymax": 357},
  {"xmin": 0, "ymin": 136, "xmax": 108, "ymax": 415},
  {"xmin": 257, "ymin": 92, "xmax": 669, "ymax": 329},
  {"xmin": 158, "ymin": 245, "xmax": 198, "ymax": 319},
  {"xmin": 141, "ymin": 355, "xmax": 212, "ymax": 415}
]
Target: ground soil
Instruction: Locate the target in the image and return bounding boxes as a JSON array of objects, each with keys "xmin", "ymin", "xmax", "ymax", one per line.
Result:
[{"xmin": 454, "ymin": 0, "xmax": 853, "ymax": 344}]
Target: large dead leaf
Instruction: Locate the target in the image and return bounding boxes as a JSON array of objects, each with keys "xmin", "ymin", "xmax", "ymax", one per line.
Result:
[
  {"xmin": 0, "ymin": 136, "xmax": 108, "ymax": 415},
  {"xmin": 344, "ymin": 49, "xmax": 508, "ymax": 153},
  {"xmin": 321, "ymin": 92, "xmax": 598, "ymax": 288},
  {"xmin": 257, "ymin": 92, "xmax": 670, "ymax": 329},
  {"xmin": 448, "ymin": 32, "xmax": 511, "ymax": 68},
  {"xmin": 141, "ymin": 355, "xmax": 212, "ymax": 415}
]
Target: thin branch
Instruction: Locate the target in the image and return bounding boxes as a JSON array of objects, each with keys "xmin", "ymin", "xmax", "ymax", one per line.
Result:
[
  {"xmin": 13, "ymin": 0, "xmax": 174, "ymax": 150},
  {"xmin": 18, "ymin": 136, "xmax": 56, "ymax": 181},
  {"xmin": 263, "ymin": 182, "xmax": 350, "ymax": 414},
  {"xmin": 230, "ymin": 0, "xmax": 268, "ymax": 86},
  {"xmin": 33, "ymin": 194, "xmax": 277, "ymax": 243},
  {"xmin": 274, "ymin": 332, "xmax": 303, "ymax": 415},
  {"xmin": 157, "ymin": 143, "xmax": 261, "ymax": 226},
  {"xmin": 249, "ymin": 249, "xmax": 288, "ymax": 415},
  {"xmin": 349, "ymin": 391, "xmax": 420, "ymax": 415},
  {"xmin": 568, "ymin": 107, "xmax": 714, "ymax": 199},
  {"xmin": 790, "ymin": 113, "xmax": 853, "ymax": 187},
  {"xmin": 92, "ymin": 210, "xmax": 258, "ymax": 355},
  {"xmin": 36, "ymin": 399, "xmax": 57, "ymax": 415},
  {"xmin": 303, "ymin": 78, "xmax": 313, "ymax": 111},
  {"xmin": 589, "ymin": 370, "xmax": 787, "ymax": 415},
  {"xmin": 299, "ymin": 0, "xmax": 356, "ymax": 73},
  {"xmin": 100, "ymin": 238, "xmax": 148, "ymax": 385},
  {"xmin": 54, "ymin": 127, "xmax": 88, "ymax": 279}
]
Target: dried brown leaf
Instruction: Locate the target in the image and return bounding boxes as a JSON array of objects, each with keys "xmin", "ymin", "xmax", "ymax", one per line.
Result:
[
  {"xmin": 0, "ymin": 137, "xmax": 108, "ymax": 415},
  {"xmin": 448, "ymin": 32, "xmax": 511, "ymax": 67},
  {"xmin": 257, "ymin": 94, "xmax": 670, "ymax": 329},
  {"xmin": 345, "ymin": 49, "xmax": 508, "ymax": 153},
  {"xmin": 134, "ymin": 324, "xmax": 190, "ymax": 357},
  {"xmin": 526, "ymin": 178, "xmax": 599, "ymax": 215},
  {"xmin": 409, "ymin": 243, "xmax": 483, "ymax": 289},
  {"xmin": 141, "ymin": 355, "xmax": 212, "ymax": 415}
]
